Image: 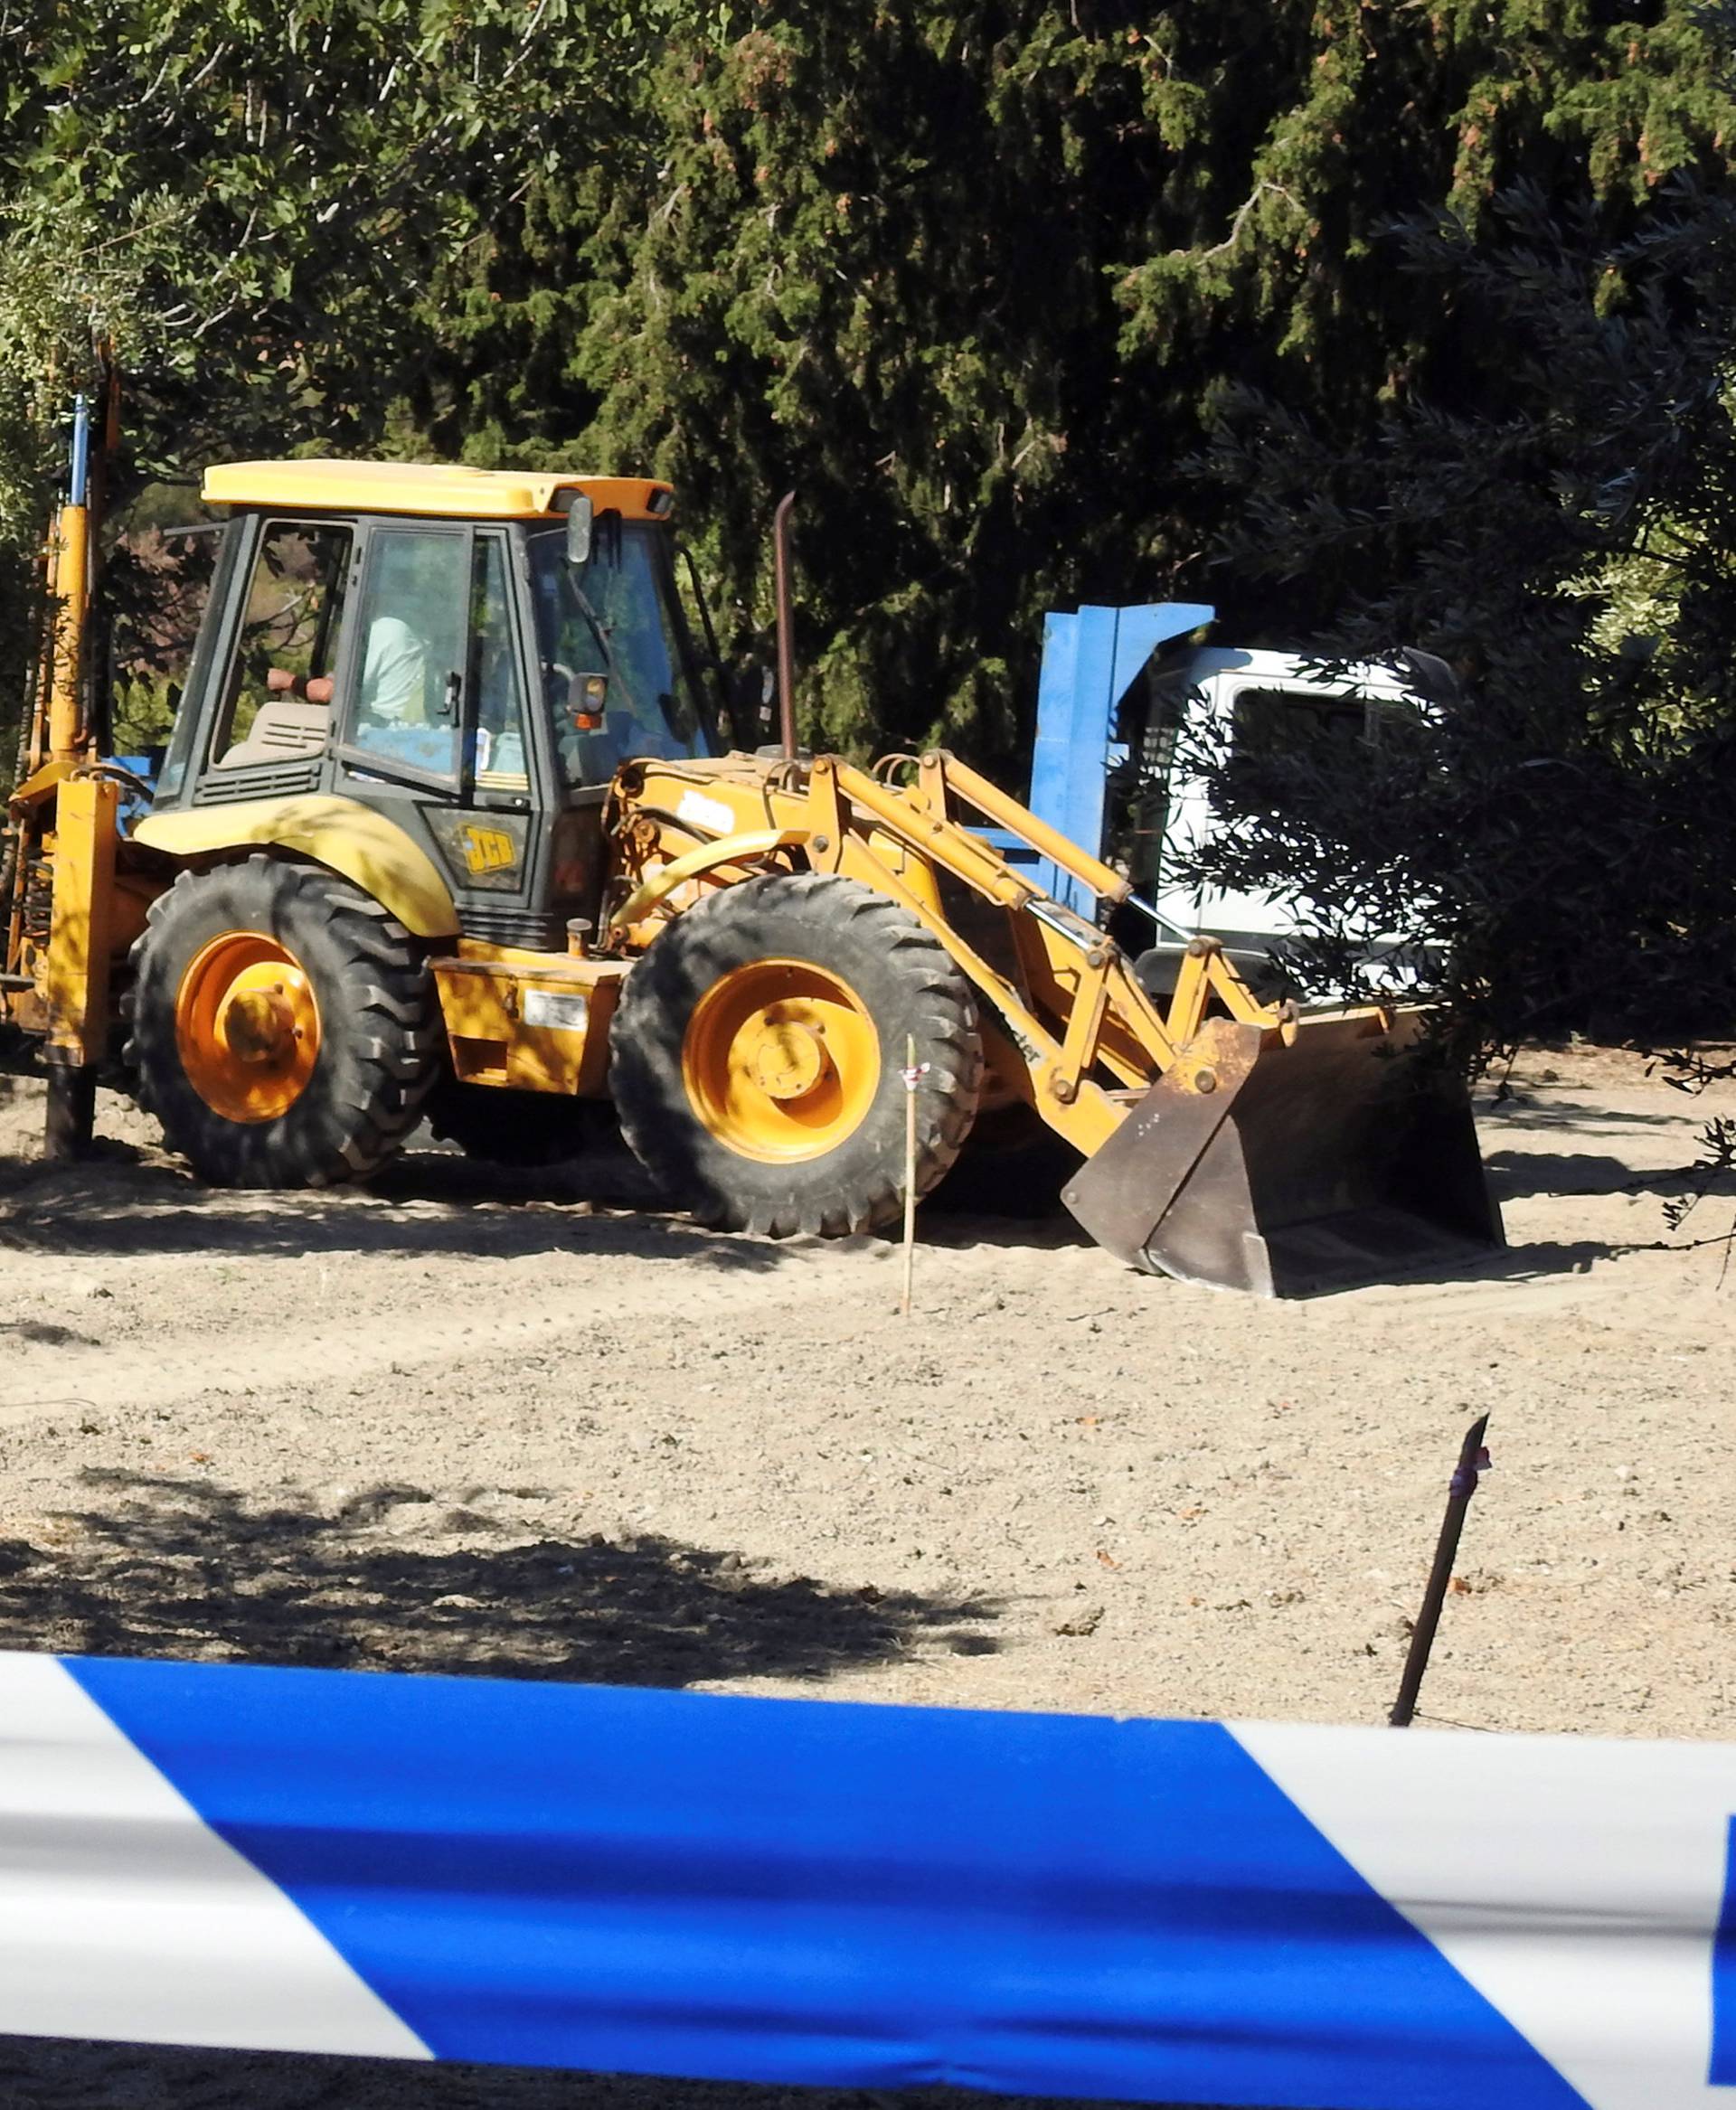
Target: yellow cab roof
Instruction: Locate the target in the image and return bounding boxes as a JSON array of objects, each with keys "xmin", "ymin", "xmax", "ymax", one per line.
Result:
[{"xmin": 201, "ymin": 458, "xmax": 672, "ymax": 522}]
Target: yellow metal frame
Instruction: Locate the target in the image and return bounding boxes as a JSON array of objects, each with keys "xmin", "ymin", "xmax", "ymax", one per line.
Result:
[
  {"xmin": 429, "ymin": 939, "xmax": 627, "ymax": 1095},
  {"xmin": 42, "ymin": 775, "xmax": 119, "ymax": 1066},
  {"xmin": 202, "ymin": 460, "xmax": 673, "ymax": 523},
  {"xmin": 606, "ymin": 749, "xmax": 1298, "ymax": 1164},
  {"xmin": 47, "ymin": 495, "xmax": 90, "ymax": 765},
  {"xmin": 606, "ymin": 828, "xmax": 808, "ymax": 935}
]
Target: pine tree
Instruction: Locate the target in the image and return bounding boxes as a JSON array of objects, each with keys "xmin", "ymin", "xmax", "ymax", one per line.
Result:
[
  {"xmin": 0, "ymin": 0, "xmax": 1729, "ymax": 791},
  {"xmin": 425, "ymin": 1, "xmax": 1731, "ymax": 766}
]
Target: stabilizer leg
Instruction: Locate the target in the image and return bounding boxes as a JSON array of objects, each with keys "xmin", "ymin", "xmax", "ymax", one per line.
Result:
[{"xmin": 43, "ymin": 1060, "xmax": 97, "ymax": 1160}]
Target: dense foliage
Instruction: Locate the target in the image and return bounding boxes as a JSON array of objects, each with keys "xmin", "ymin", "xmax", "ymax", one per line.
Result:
[
  {"xmin": 2, "ymin": 4, "xmax": 1727, "ymax": 748},
  {"xmin": 427, "ymin": 2, "xmax": 1733, "ymax": 758},
  {"xmin": 1189, "ymin": 177, "xmax": 1736, "ymax": 1052},
  {"xmin": 0, "ymin": 0, "xmax": 1731, "ymax": 1054},
  {"xmin": 0, "ymin": 0, "xmax": 676, "ymax": 733}
]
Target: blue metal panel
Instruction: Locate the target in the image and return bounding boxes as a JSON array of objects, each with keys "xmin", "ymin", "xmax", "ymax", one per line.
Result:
[
  {"xmin": 1028, "ymin": 610, "xmax": 1080, "ymax": 905},
  {"xmin": 1110, "ymin": 602, "xmax": 1215, "ymax": 709},
  {"xmin": 1027, "ymin": 602, "xmax": 1214, "ymax": 911},
  {"xmin": 67, "ymin": 394, "xmax": 91, "ymax": 507}
]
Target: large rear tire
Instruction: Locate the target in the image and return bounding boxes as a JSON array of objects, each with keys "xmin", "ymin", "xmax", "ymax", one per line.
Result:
[
  {"xmin": 609, "ymin": 871, "xmax": 982, "ymax": 1237},
  {"xmin": 129, "ymin": 853, "xmax": 440, "ymax": 1187}
]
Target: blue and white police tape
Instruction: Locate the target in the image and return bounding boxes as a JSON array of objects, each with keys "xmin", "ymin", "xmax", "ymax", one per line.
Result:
[{"xmin": 1, "ymin": 1649, "xmax": 1732, "ymax": 2109}]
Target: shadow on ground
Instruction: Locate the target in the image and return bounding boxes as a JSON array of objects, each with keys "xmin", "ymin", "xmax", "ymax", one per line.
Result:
[
  {"xmin": 0, "ymin": 1482, "xmax": 1050, "ymax": 2106},
  {"xmin": 0, "ymin": 1470, "xmax": 998, "ymax": 1684},
  {"xmin": 9, "ymin": 1082, "xmax": 1693, "ymax": 1285},
  {"xmin": 0, "ymin": 1135, "xmax": 1097, "ymax": 1267},
  {"xmin": 0, "ymin": 2039, "xmax": 1174, "ymax": 2110},
  {"xmin": 1482, "ymin": 1147, "xmax": 1702, "ymax": 1203},
  {"xmin": 0, "ymin": 1146, "xmax": 789, "ymax": 1270},
  {"xmin": 1478, "ymin": 1092, "xmax": 1684, "ymax": 1131}
]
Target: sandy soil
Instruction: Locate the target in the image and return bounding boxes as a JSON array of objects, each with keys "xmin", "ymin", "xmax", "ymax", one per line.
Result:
[{"xmin": 0, "ymin": 1043, "xmax": 1731, "ymax": 2106}]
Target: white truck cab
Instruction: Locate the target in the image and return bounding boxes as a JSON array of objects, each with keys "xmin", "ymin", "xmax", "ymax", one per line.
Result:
[
  {"xmin": 1136, "ymin": 644, "xmax": 1430, "ymax": 995},
  {"xmin": 1019, "ymin": 604, "xmax": 1443, "ymax": 1000}
]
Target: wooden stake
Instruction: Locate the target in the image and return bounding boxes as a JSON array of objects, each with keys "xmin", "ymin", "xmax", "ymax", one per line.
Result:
[{"xmin": 900, "ymin": 1033, "xmax": 919, "ymax": 1317}]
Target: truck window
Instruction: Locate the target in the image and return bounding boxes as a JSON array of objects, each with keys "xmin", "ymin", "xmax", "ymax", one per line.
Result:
[
  {"xmin": 470, "ymin": 532, "xmax": 530, "ymax": 794},
  {"xmin": 135, "ymin": 524, "xmax": 229, "ymax": 803},
  {"xmin": 111, "ymin": 523, "xmax": 225, "ymax": 768},
  {"xmin": 343, "ymin": 527, "xmax": 468, "ymax": 781},
  {"xmin": 1110, "ymin": 666, "xmax": 1190, "ymax": 900},
  {"xmin": 1231, "ymin": 687, "xmax": 1373, "ymax": 766}
]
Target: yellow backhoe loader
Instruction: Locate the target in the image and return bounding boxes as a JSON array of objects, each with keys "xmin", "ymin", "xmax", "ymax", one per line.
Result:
[{"xmin": 1, "ymin": 430, "xmax": 1502, "ymax": 1296}]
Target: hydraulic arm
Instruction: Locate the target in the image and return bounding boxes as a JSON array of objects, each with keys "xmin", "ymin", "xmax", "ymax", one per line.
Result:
[{"xmin": 605, "ymin": 748, "xmax": 1502, "ymax": 1295}]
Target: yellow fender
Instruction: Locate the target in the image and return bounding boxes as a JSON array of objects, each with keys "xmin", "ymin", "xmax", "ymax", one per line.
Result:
[
  {"xmin": 607, "ymin": 827, "xmax": 809, "ymax": 932},
  {"xmin": 132, "ymin": 795, "xmax": 460, "ymax": 938}
]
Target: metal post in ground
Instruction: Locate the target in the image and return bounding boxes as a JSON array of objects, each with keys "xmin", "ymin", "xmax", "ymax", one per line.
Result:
[
  {"xmin": 42, "ymin": 1061, "xmax": 96, "ymax": 1160},
  {"xmin": 1389, "ymin": 1413, "xmax": 1492, "ymax": 1728}
]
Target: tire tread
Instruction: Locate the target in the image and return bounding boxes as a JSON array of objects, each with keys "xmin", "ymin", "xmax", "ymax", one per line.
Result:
[
  {"xmin": 610, "ymin": 871, "xmax": 982, "ymax": 1238},
  {"xmin": 127, "ymin": 852, "xmax": 439, "ymax": 1189}
]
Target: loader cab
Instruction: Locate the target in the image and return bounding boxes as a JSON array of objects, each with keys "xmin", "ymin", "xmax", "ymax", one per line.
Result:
[{"xmin": 148, "ymin": 460, "xmax": 722, "ymax": 948}]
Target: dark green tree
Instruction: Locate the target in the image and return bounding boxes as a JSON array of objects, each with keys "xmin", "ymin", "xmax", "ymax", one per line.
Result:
[
  {"xmin": 421, "ymin": 2, "xmax": 1732, "ymax": 767},
  {"xmin": 0, "ymin": 0, "xmax": 1731, "ymax": 797},
  {"xmin": 1186, "ymin": 174, "xmax": 1736, "ymax": 1055},
  {"xmin": 0, "ymin": 0, "xmax": 673, "ymax": 761}
]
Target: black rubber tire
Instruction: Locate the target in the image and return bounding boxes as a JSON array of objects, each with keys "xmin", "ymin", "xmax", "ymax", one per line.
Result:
[
  {"xmin": 128, "ymin": 853, "xmax": 441, "ymax": 1187},
  {"xmin": 425, "ymin": 1079, "xmax": 601, "ymax": 1166},
  {"xmin": 610, "ymin": 871, "xmax": 982, "ymax": 1237}
]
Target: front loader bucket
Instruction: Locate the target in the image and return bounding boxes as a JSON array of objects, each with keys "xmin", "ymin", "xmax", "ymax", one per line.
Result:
[{"xmin": 1061, "ymin": 1009, "xmax": 1503, "ymax": 1297}]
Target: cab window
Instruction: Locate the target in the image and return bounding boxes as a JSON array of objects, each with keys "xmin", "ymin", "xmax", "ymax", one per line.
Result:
[
  {"xmin": 148, "ymin": 524, "xmax": 231, "ymax": 802},
  {"xmin": 209, "ymin": 522, "xmax": 351, "ymax": 769},
  {"xmin": 1231, "ymin": 687, "xmax": 1376, "ymax": 766},
  {"xmin": 526, "ymin": 521, "xmax": 710, "ymax": 787},
  {"xmin": 470, "ymin": 532, "xmax": 531, "ymax": 795},
  {"xmin": 342, "ymin": 527, "xmax": 469, "ymax": 780}
]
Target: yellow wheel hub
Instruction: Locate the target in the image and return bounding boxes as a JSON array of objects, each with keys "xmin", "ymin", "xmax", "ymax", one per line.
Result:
[
  {"xmin": 683, "ymin": 959, "xmax": 881, "ymax": 1162},
  {"xmin": 752, "ymin": 1020, "xmax": 826, "ymax": 1101},
  {"xmin": 175, "ymin": 931, "xmax": 321, "ymax": 1123}
]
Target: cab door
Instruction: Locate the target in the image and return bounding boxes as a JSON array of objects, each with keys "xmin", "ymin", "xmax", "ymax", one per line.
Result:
[{"xmin": 334, "ymin": 523, "xmax": 548, "ymax": 946}]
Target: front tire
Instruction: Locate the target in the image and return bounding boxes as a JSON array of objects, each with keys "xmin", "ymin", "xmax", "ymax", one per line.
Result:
[
  {"xmin": 609, "ymin": 871, "xmax": 982, "ymax": 1237},
  {"xmin": 129, "ymin": 853, "xmax": 440, "ymax": 1186}
]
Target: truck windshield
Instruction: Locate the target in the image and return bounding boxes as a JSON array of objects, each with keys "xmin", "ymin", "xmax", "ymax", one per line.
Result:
[{"xmin": 526, "ymin": 522, "xmax": 712, "ymax": 787}]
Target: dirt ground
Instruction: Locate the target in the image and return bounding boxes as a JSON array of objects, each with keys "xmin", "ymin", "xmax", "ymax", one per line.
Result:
[{"xmin": 0, "ymin": 1044, "xmax": 1731, "ymax": 2107}]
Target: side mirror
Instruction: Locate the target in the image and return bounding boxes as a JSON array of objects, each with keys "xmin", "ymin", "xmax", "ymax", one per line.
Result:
[
  {"xmin": 1396, "ymin": 646, "xmax": 1462, "ymax": 710},
  {"xmin": 565, "ymin": 493, "xmax": 594, "ymax": 568}
]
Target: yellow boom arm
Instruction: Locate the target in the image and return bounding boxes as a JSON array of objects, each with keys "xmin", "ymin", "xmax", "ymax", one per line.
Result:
[{"xmin": 608, "ymin": 747, "xmax": 1500, "ymax": 1295}]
